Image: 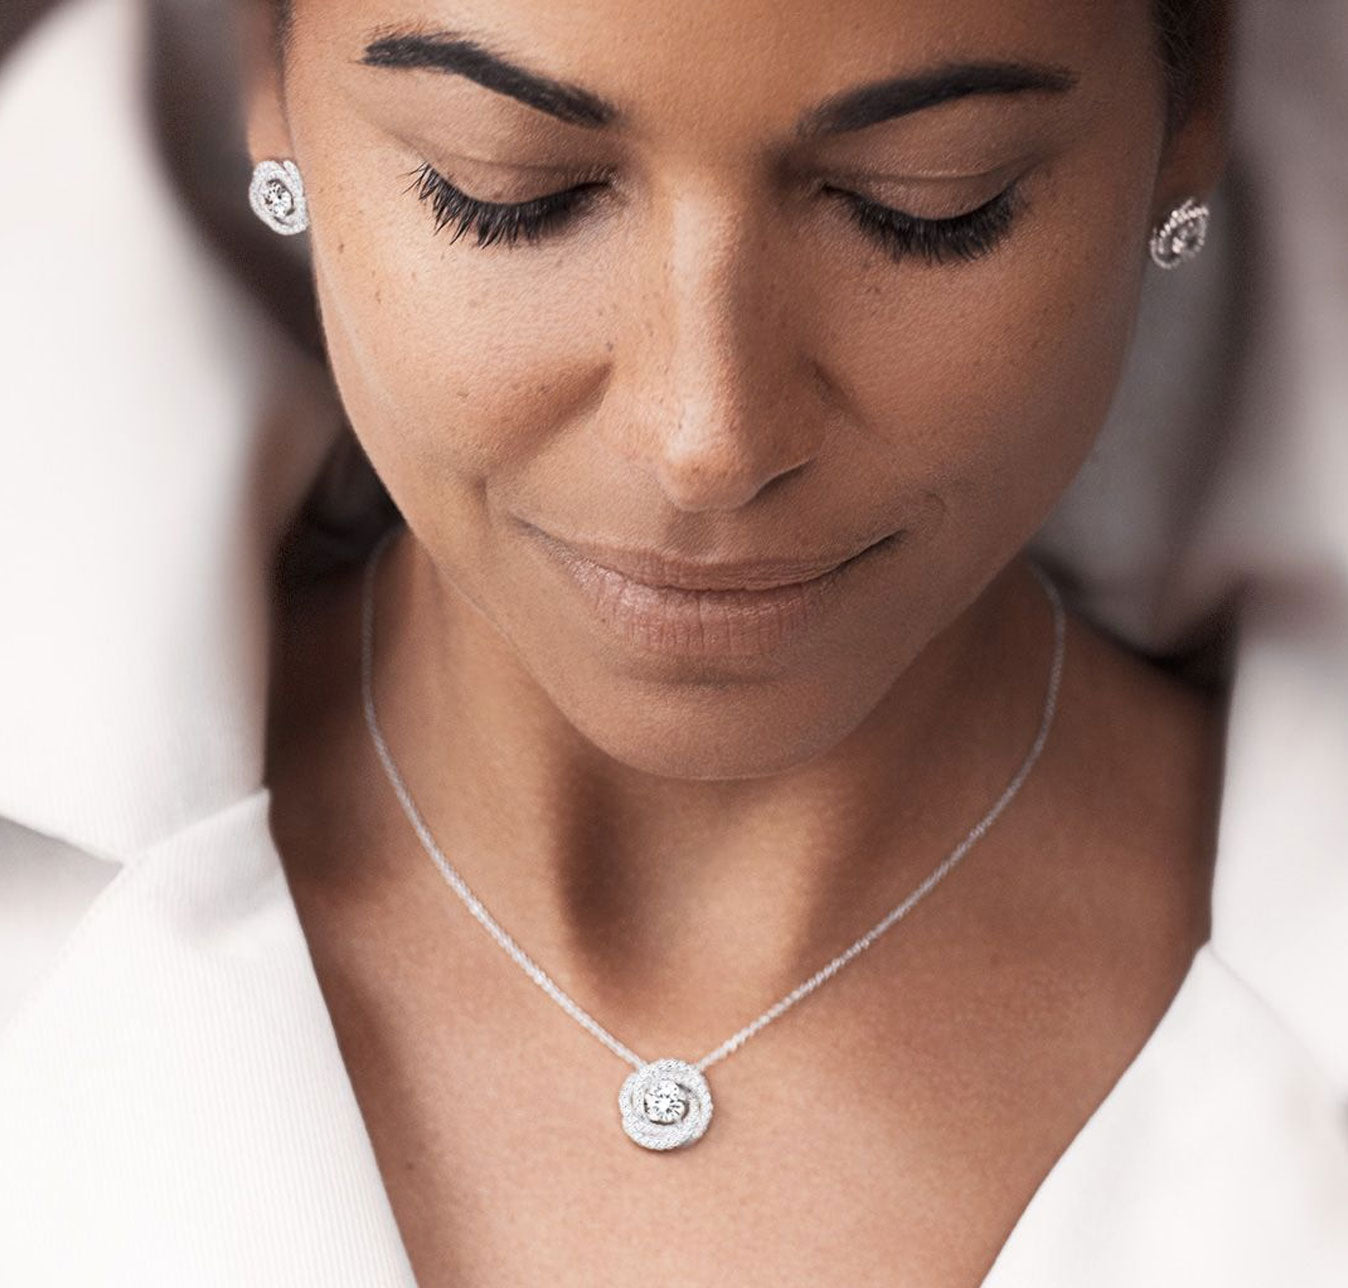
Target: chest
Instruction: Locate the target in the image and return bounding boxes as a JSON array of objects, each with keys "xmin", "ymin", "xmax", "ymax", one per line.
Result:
[{"xmin": 284, "ymin": 864, "xmax": 1191, "ymax": 1288}]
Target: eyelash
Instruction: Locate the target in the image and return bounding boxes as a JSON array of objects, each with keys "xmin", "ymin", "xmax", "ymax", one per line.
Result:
[
  {"xmin": 406, "ymin": 161, "xmax": 605, "ymax": 249},
  {"xmin": 824, "ymin": 184, "xmax": 1023, "ymax": 266},
  {"xmin": 406, "ymin": 159, "xmax": 1024, "ymax": 266}
]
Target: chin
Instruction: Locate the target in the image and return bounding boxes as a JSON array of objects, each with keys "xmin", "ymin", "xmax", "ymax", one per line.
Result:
[{"xmin": 533, "ymin": 646, "xmax": 905, "ymax": 782}]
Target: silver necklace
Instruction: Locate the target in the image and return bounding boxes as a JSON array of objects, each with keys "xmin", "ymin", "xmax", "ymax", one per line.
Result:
[{"xmin": 359, "ymin": 527, "xmax": 1066, "ymax": 1151}]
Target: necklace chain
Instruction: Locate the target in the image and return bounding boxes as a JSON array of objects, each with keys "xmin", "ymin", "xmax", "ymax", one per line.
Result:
[{"xmin": 359, "ymin": 526, "xmax": 1066, "ymax": 1075}]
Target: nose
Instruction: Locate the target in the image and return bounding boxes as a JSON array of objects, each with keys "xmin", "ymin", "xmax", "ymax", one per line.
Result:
[{"xmin": 612, "ymin": 179, "xmax": 830, "ymax": 513}]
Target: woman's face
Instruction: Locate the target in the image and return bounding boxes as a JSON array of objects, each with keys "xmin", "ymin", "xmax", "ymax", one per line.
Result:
[{"xmin": 248, "ymin": 0, "xmax": 1222, "ymax": 777}]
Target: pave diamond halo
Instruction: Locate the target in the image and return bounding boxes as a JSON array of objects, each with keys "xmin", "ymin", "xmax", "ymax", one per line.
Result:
[
  {"xmin": 620, "ymin": 1059, "xmax": 713, "ymax": 1150},
  {"xmin": 249, "ymin": 159, "xmax": 309, "ymax": 236},
  {"xmin": 1149, "ymin": 195, "xmax": 1210, "ymax": 269}
]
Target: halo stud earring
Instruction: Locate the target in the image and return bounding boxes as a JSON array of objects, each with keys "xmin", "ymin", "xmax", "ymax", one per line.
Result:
[
  {"xmin": 249, "ymin": 159, "xmax": 309, "ymax": 235},
  {"xmin": 1149, "ymin": 196, "xmax": 1209, "ymax": 269}
]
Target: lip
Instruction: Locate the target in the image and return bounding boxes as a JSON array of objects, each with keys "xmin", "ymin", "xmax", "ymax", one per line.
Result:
[
  {"xmin": 521, "ymin": 522, "xmax": 904, "ymax": 659},
  {"xmin": 524, "ymin": 525, "xmax": 898, "ymax": 591}
]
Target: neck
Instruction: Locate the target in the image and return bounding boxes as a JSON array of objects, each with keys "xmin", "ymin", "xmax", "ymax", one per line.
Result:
[{"xmin": 364, "ymin": 531, "xmax": 1060, "ymax": 1049}]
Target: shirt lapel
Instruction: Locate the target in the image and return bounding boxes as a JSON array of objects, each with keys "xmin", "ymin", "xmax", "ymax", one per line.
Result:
[
  {"xmin": 0, "ymin": 789, "xmax": 416, "ymax": 1284},
  {"xmin": 983, "ymin": 945, "xmax": 1348, "ymax": 1286}
]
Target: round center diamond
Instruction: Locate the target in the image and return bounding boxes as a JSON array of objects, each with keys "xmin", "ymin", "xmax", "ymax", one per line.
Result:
[
  {"xmin": 263, "ymin": 180, "xmax": 295, "ymax": 217},
  {"xmin": 642, "ymin": 1078, "xmax": 689, "ymax": 1124}
]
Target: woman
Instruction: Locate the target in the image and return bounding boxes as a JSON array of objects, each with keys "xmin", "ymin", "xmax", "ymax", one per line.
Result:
[{"xmin": 1, "ymin": 0, "xmax": 1345, "ymax": 1283}]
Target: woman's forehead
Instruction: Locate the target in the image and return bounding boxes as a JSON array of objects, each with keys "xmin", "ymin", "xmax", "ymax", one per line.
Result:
[
  {"xmin": 296, "ymin": 0, "xmax": 1151, "ymax": 102},
  {"xmin": 293, "ymin": 0, "xmax": 1155, "ymax": 152}
]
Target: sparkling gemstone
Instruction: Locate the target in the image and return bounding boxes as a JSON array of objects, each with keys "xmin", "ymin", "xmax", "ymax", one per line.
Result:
[
  {"xmin": 1153, "ymin": 200, "xmax": 1208, "ymax": 269},
  {"xmin": 250, "ymin": 160, "xmax": 309, "ymax": 235},
  {"xmin": 642, "ymin": 1078, "xmax": 690, "ymax": 1124},
  {"xmin": 263, "ymin": 180, "xmax": 295, "ymax": 217},
  {"xmin": 619, "ymin": 1058, "xmax": 713, "ymax": 1151}
]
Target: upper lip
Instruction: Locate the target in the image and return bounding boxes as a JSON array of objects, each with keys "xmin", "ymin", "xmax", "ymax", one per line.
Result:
[{"xmin": 526, "ymin": 523, "xmax": 900, "ymax": 591}]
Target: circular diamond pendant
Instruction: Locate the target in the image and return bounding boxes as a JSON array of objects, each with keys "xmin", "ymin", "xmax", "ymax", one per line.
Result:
[{"xmin": 619, "ymin": 1058, "xmax": 713, "ymax": 1150}]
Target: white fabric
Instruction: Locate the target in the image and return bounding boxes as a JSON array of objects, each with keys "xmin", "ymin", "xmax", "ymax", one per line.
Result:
[{"xmin": 0, "ymin": 0, "xmax": 1344, "ymax": 1282}]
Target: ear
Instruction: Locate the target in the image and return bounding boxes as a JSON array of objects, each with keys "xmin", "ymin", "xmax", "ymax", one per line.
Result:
[
  {"xmin": 237, "ymin": 0, "xmax": 296, "ymax": 164},
  {"xmin": 1153, "ymin": 0, "xmax": 1233, "ymax": 218}
]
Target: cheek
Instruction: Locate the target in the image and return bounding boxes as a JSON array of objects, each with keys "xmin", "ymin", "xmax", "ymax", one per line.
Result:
[
  {"xmin": 307, "ymin": 192, "xmax": 611, "ymax": 554},
  {"xmin": 826, "ymin": 157, "xmax": 1151, "ymax": 575}
]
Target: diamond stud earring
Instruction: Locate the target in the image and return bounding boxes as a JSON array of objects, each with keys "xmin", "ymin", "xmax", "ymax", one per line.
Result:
[
  {"xmin": 1149, "ymin": 196, "xmax": 1209, "ymax": 269},
  {"xmin": 249, "ymin": 159, "xmax": 309, "ymax": 235}
]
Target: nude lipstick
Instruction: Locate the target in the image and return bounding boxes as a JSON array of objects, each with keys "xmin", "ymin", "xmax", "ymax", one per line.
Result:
[{"xmin": 523, "ymin": 522, "xmax": 903, "ymax": 659}]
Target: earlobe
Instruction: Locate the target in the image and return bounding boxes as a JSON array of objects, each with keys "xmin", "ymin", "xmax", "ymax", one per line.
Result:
[
  {"xmin": 236, "ymin": 0, "xmax": 294, "ymax": 166},
  {"xmin": 1154, "ymin": 1, "xmax": 1233, "ymax": 222},
  {"xmin": 1149, "ymin": 89, "xmax": 1221, "ymax": 271}
]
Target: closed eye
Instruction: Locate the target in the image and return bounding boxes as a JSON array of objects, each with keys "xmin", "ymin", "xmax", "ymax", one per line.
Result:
[
  {"xmin": 405, "ymin": 160, "xmax": 1026, "ymax": 265},
  {"xmin": 823, "ymin": 182, "xmax": 1025, "ymax": 266},
  {"xmin": 405, "ymin": 161, "xmax": 607, "ymax": 247}
]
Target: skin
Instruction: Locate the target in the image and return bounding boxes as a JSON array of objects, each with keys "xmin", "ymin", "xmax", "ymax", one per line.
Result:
[{"xmin": 253, "ymin": 1, "xmax": 1230, "ymax": 1282}]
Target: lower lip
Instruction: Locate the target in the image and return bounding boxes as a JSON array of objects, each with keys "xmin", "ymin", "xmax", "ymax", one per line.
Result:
[{"xmin": 523, "ymin": 525, "xmax": 903, "ymax": 659}]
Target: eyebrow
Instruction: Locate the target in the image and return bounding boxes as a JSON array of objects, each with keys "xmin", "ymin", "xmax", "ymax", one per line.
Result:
[{"xmin": 358, "ymin": 29, "xmax": 1079, "ymax": 136}]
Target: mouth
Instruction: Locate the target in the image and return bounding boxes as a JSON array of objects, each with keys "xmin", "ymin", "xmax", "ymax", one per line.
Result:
[
  {"xmin": 522, "ymin": 525, "xmax": 900, "ymax": 592},
  {"xmin": 520, "ymin": 521, "xmax": 905, "ymax": 660}
]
